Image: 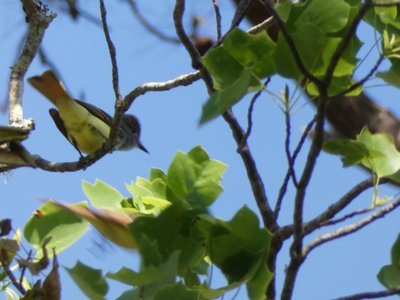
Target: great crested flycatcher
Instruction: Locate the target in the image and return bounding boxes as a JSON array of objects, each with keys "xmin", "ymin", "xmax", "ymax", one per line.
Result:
[{"xmin": 28, "ymin": 70, "xmax": 148, "ymax": 156}]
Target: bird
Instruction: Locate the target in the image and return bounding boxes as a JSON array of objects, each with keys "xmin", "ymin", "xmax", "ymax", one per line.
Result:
[{"xmin": 28, "ymin": 70, "xmax": 148, "ymax": 156}]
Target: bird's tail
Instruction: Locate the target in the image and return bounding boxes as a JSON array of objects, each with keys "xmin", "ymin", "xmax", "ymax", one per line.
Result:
[{"xmin": 28, "ymin": 70, "xmax": 71, "ymax": 105}]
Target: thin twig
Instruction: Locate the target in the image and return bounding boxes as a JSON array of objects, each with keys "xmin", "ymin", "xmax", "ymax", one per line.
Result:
[
  {"xmin": 321, "ymin": 207, "xmax": 372, "ymax": 228},
  {"xmin": 240, "ymin": 78, "xmax": 270, "ymax": 148},
  {"xmin": 302, "ymin": 178, "xmax": 389, "ymax": 236},
  {"xmin": 332, "ymin": 287, "xmax": 400, "ymax": 300},
  {"xmin": 123, "ymin": 0, "xmax": 180, "ymax": 43},
  {"xmin": 123, "ymin": 71, "xmax": 201, "ymax": 111},
  {"xmin": 223, "ymin": 110, "xmax": 277, "ymax": 231},
  {"xmin": 247, "ymin": 16, "xmax": 274, "ymax": 35},
  {"xmin": 99, "ymin": 0, "xmax": 122, "ymax": 102},
  {"xmin": 230, "ymin": 0, "xmax": 253, "ymax": 32},
  {"xmin": 303, "ymin": 197, "xmax": 400, "ymax": 259},
  {"xmin": 334, "ymin": 54, "xmax": 384, "ymax": 98},
  {"xmin": 212, "ymin": 0, "xmax": 222, "ymax": 43},
  {"xmin": 277, "ymin": 177, "xmax": 385, "ymax": 241},
  {"xmin": 281, "ymin": 94, "xmax": 328, "ymax": 300},
  {"xmin": 99, "ymin": 0, "xmax": 125, "ymax": 149},
  {"xmin": 274, "ymin": 115, "xmax": 317, "ymax": 220},
  {"xmin": 283, "ymin": 86, "xmax": 299, "ymax": 187}
]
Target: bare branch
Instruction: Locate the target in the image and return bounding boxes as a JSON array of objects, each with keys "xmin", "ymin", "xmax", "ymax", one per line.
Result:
[
  {"xmin": 275, "ymin": 116, "xmax": 316, "ymax": 219},
  {"xmin": 302, "ymin": 178, "xmax": 388, "ymax": 236},
  {"xmin": 223, "ymin": 109, "xmax": 277, "ymax": 231},
  {"xmin": 212, "ymin": 0, "xmax": 222, "ymax": 42},
  {"xmin": 320, "ymin": 207, "xmax": 372, "ymax": 228},
  {"xmin": 123, "ymin": 71, "xmax": 201, "ymax": 111},
  {"xmin": 247, "ymin": 16, "xmax": 274, "ymax": 35},
  {"xmin": 230, "ymin": 0, "xmax": 253, "ymax": 31},
  {"xmin": 332, "ymin": 287, "xmax": 400, "ymax": 300},
  {"xmin": 302, "ymin": 197, "xmax": 400, "ymax": 259},
  {"xmin": 281, "ymin": 94, "xmax": 328, "ymax": 300},
  {"xmin": 9, "ymin": 0, "xmax": 56, "ymax": 128},
  {"xmin": 277, "ymin": 178, "xmax": 384, "ymax": 241},
  {"xmin": 99, "ymin": 0, "xmax": 124, "ymax": 148},
  {"xmin": 334, "ymin": 54, "xmax": 384, "ymax": 98},
  {"xmin": 173, "ymin": 0, "xmax": 214, "ymax": 92},
  {"xmin": 123, "ymin": 0, "xmax": 180, "ymax": 43},
  {"xmin": 240, "ymin": 78, "xmax": 270, "ymax": 148}
]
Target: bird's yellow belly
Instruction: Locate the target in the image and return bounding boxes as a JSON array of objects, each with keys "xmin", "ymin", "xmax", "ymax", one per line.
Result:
[{"xmin": 58, "ymin": 101, "xmax": 111, "ymax": 154}]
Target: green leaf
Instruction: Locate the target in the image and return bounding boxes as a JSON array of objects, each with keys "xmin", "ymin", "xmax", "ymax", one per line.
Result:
[
  {"xmin": 154, "ymin": 282, "xmax": 200, "ymax": 300},
  {"xmin": 205, "ymin": 206, "xmax": 272, "ymax": 286},
  {"xmin": 378, "ymin": 265, "xmax": 400, "ymax": 290},
  {"xmin": 391, "ymin": 234, "xmax": 400, "ymax": 266},
  {"xmin": 199, "ymin": 68, "xmax": 259, "ymax": 124},
  {"xmin": 150, "ymin": 168, "xmax": 168, "ymax": 182},
  {"xmin": 24, "ymin": 201, "xmax": 88, "ymax": 256},
  {"xmin": 131, "ymin": 204, "xmax": 204, "ymax": 273},
  {"xmin": 125, "ymin": 176, "xmax": 169, "ymax": 214},
  {"xmin": 273, "ymin": 24, "xmax": 326, "ymax": 78},
  {"xmin": 295, "ymin": 0, "xmax": 351, "ymax": 33},
  {"xmin": 377, "ymin": 65, "xmax": 400, "ymax": 89},
  {"xmin": 106, "ymin": 266, "xmax": 162, "ymax": 286},
  {"xmin": 324, "ymin": 127, "xmax": 400, "ymax": 178},
  {"xmin": 197, "ymin": 282, "xmax": 241, "ymax": 299},
  {"xmin": 323, "ymin": 139, "xmax": 370, "ymax": 166},
  {"xmin": 200, "ymin": 28, "xmax": 275, "ymax": 123},
  {"xmin": 203, "ymin": 28, "xmax": 275, "ymax": 89},
  {"xmin": 82, "ymin": 179, "xmax": 124, "ymax": 209},
  {"xmin": 275, "ymin": 1, "xmax": 293, "ymax": 22},
  {"xmin": 167, "ymin": 146, "xmax": 227, "ymax": 208},
  {"xmin": 247, "ymin": 260, "xmax": 273, "ymax": 300},
  {"xmin": 66, "ymin": 261, "xmax": 108, "ymax": 300},
  {"xmin": 307, "ymin": 76, "xmax": 362, "ymax": 96},
  {"xmin": 115, "ymin": 289, "xmax": 139, "ymax": 300}
]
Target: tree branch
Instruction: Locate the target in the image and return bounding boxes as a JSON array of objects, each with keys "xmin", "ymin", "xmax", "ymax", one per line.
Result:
[
  {"xmin": 9, "ymin": 0, "xmax": 55, "ymax": 128},
  {"xmin": 303, "ymin": 197, "xmax": 400, "ymax": 260},
  {"xmin": 332, "ymin": 287, "xmax": 400, "ymax": 300},
  {"xmin": 274, "ymin": 116, "xmax": 317, "ymax": 220},
  {"xmin": 173, "ymin": 0, "xmax": 277, "ymax": 232},
  {"xmin": 212, "ymin": 0, "xmax": 222, "ymax": 42},
  {"xmin": 99, "ymin": 0, "xmax": 124, "ymax": 148},
  {"xmin": 123, "ymin": 0, "xmax": 180, "ymax": 43}
]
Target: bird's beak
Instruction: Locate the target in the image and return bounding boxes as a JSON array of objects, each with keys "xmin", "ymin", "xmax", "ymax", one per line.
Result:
[{"xmin": 138, "ymin": 142, "xmax": 149, "ymax": 154}]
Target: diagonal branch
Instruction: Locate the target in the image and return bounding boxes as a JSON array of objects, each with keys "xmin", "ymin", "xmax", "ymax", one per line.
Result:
[
  {"xmin": 173, "ymin": 0, "xmax": 277, "ymax": 231},
  {"xmin": 302, "ymin": 197, "xmax": 400, "ymax": 260},
  {"xmin": 332, "ymin": 287, "xmax": 400, "ymax": 300}
]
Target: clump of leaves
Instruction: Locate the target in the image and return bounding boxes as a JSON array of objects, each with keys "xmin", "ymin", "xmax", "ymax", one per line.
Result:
[{"xmin": 24, "ymin": 146, "xmax": 272, "ymax": 299}]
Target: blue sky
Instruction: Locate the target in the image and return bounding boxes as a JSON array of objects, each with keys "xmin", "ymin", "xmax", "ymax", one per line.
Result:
[{"xmin": 1, "ymin": 1, "xmax": 400, "ymax": 299}]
